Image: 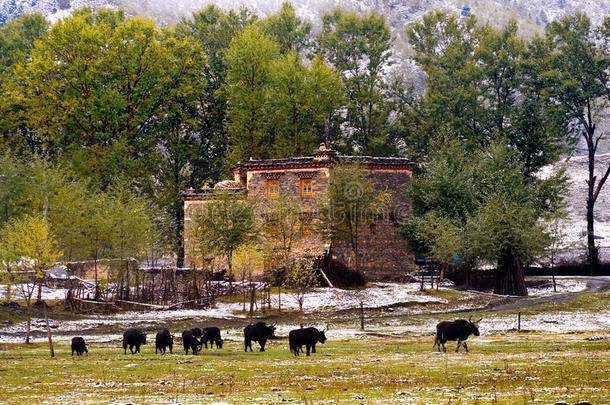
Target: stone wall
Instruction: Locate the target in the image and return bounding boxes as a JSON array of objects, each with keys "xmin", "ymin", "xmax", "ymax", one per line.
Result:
[
  {"xmin": 330, "ymin": 169, "xmax": 414, "ymax": 280},
  {"xmin": 246, "ymin": 167, "xmax": 330, "ymax": 207}
]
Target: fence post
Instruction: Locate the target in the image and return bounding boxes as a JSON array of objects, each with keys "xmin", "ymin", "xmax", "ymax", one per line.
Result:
[
  {"xmin": 44, "ymin": 304, "xmax": 54, "ymax": 358},
  {"xmin": 360, "ymin": 301, "xmax": 364, "ymax": 330},
  {"xmin": 518, "ymin": 312, "xmax": 521, "ymax": 332}
]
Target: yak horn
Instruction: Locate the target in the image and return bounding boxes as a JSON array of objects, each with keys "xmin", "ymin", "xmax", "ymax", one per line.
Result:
[
  {"xmin": 476, "ymin": 318, "xmax": 482, "ymax": 323},
  {"xmin": 469, "ymin": 316, "xmax": 472, "ymax": 322}
]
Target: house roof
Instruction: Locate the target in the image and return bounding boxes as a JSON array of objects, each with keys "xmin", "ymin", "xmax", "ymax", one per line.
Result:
[{"xmin": 233, "ymin": 148, "xmax": 414, "ymax": 175}]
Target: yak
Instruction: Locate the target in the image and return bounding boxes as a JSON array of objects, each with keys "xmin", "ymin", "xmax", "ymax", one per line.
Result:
[
  {"xmin": 71, "ymin": 337, "xmax": 88, "ymax": 356},
  {"xmin": 155, "ymin": 329, "xmax": 174, "ymax": 354},
  {"xmin": 434, "ymin": 317, "xmax": 481, "ymax": 353},
  {"xmin": 123, "ymin": 328, "xmax": 147, "ymax": 354},
  {"xmin": 289, "ymin": 327, "xmax": 326, "ymax": 356},
  {"xmin": 244, "ymin": 322, "xmax": 275, "ymax": 352},
  {"xmin": 201, "ymin": 326, "xmax": 223, "ymax": 349},
  {"xmin": 182, "ymin": 328, "xmax": 203, "ymax": 355}
]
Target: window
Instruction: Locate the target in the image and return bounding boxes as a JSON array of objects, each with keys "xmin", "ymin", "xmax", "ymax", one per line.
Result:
[
  {"xmin": 267, "ymin": 179, "xmax": 279, "ymax": 197},
  {"xmin": 300, "ymin": 178, "xmax": 313, "ymax": 196}
]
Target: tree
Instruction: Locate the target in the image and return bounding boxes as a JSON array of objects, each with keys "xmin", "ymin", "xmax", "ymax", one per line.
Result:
[
  {"xmin": 225, "ymin": 25, "xmax": 279, "ymax": 163},
  {"xmin": 191, "ymin": 193, "xmax": 257, "ymax": 289},
  {"xmin": 545, "ymin": 13, "xmax": 610, "ymax": 273},
  {"xmin": 172, "ymin": 7, "xmax": 257, "ymax": 265},
  {"xmin": 317, "ymin": 9, "xmax": 395, "ymax": 155},
  {"xmin": 106, "ymin": 183, "xmax": 155, "ymax": 301},
  {"xmin": 12, "ymin": 8, "xmax": 200, "ymax": 188},
  {"xmin": 1, "ymin": 215, "xmax": 62, "ymax": 343},
  {"xmin": 318, "ymin": 165, "xmax": 391, "ymax": 272},
  {"xmin": 233, "ymin": 244, "xmax": 264, "ymax": 315},
  {"xmin": 407, "ymin": 12, "xmax": 569, "ymax": 174},
  {"xmin": 403, "ymin": 138, "xmax": 568, "ymax": 296},
  {"xmin": 0, "ymin": 13, "xmax": 49, "ymax": 155},
  {"xmin": 262, "ymin": 195, "xmax": 304, "ymax": 310},
  {"xmin": 79, "ymin": 193, "xmax": 115, "ymax": 300},
  {"xmin": 267, "ymin": 53, "xmax": 345, "ymax": 157},
  {"xmin": 284, "ymin": 261, "xmax": 318, "ymax": 328},
  {"xmin": 259, "ymin": 2, "xmax": 312, "ymax": 54}
]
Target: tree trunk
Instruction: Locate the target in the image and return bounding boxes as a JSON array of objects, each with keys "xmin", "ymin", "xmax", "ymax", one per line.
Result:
[
  {"xmin": 494, "ymin": 253, "xmax": 528, "ymax": 296},
  {"xmin": 25, "ymin": 302, "xmax": 31, "ymax": 344},
  {"xmin": 249, "ymin": 285, "xmax": 255, "ymax": 316},
  {"xmin": 299, "ymin": 302, "xmax": 304, "ymax": 328},
  {"xmin": 37, "ymin": 277, "xmax": 43, "ymax": 302},
  {"xmin": 175, "ymin": 201, "xmax": 185, "ymax": 268},
  {"xmin": 94, "ymin": 258, "xmax": 100, "ymax": 301},
  {"xmin": 586, "ymin": 198, "xmax": 599, "ymax": 276},
  {"xmin": 44, "ymin": 305, "xmax": 54, "ymax": 357},
  {"xmin": 360, "ymin": 301, "xmax": 364, "ymax": 330}
]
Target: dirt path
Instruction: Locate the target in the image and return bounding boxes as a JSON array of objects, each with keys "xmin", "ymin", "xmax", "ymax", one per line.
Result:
[{"xmin": 484, "ymin": 276, "xmax": 610, "ymax": 312}]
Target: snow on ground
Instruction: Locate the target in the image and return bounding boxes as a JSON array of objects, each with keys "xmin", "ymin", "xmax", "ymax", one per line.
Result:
[
  {"xmin": 270, "ymin": 282, "xmax": 448, "ymax": 313},
  {"xmin": 0, "ymin": 279, "xmax": 600, "ymax": 344},
  {"xmin": 482, "ymin": 311, "xmax": 610, "ymax": 334},
  {"xmin": 525, "ymin": 278, "xmax": 588, "ymax": 296},
  {"xmin": 0, "ymin": 285, "xmax": 68, "ymax": 300}
]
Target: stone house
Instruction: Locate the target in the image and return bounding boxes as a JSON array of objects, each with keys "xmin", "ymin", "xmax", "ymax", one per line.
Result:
[{"xmin": 184, "ymin": 146, "xmax": 415, "ymax": 280}]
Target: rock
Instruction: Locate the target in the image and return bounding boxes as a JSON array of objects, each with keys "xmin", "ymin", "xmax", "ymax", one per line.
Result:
[{"xmin": 57, "ymin": 0, "xmax": 71, "ymax": 10}]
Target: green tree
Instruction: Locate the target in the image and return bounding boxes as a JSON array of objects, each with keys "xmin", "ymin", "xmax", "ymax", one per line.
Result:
[
  {"xmin": 318, "ymin": 165, "xmax": 391, "ymax": 272},
  {"xmin": 225, "ymin": 24, "xmax": 279, "ymax": 163},
  {"xmin": 403, "ymin": 139, "xmax": 568, "ymax": 296},
  {"xmin": 175, "ymin": 6, "xmax": 256, "ymax": 177},
  {"xmin": 191, "ymin": 193, "xmax": 258, "ymax": 289},
  {"xmin": 408, "ymin": 12, "xmax": 569, "ymax": 174},
  {"xmin": 284, "ymin": 261, "xmax": 318, "ymax": 328},
  {"xmin": 267, "ymin": 53, "xmax": 344, "ymax": 157},
  {"xmin": 545, "ymin": 13, "xmax": 610, "ymax": 273},
  {"xmin": 79, "ymin": 193, "xmax": 115, "ymax": 300},
  {"xmin": 259, "ymin": 2, "xmax": 312, "ymax": 54},
  {"xmin": 317, "ymin": 9, "xmax": 394, "ymax": 155},
  {"xmin": 13, "ymin": 8, "xmax": 199, "ymax": 188},
  {"xmin": 1, "ymin": 214, "xmax": 62, "ymax": 343},
  {"xmin": 106, "ymin": 183, "xmax": 155, "ymax": 301},
  {"xmin": 0, "ymin": 13, "xmax": 49, "ymax": 155},
  {"xmin": 262, "ymin": 195, "xmax": 304, "ymax": 310}
]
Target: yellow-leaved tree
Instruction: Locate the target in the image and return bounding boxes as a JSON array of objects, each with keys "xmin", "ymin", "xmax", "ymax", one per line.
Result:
[{"xmin": 2, "ymin": 214, "xmax": 62, "ymax": 343}]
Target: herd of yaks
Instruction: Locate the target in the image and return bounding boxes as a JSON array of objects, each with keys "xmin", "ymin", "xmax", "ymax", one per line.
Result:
[
  {"xmin": 69, "ymin": 317, "xmax": 482, "ymax": 357},
  {"xmin": 69, "ymin": 321, "xmax": 326, "ymax": 357}
]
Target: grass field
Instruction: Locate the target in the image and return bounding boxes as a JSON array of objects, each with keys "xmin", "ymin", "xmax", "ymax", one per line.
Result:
[
  {"xmin": 1, "ymin": 283, "xmax": 608, "ymax": 404},
  {"xmin": 1, "ymin": 331, "xmax": 608, "ymax": 404}
]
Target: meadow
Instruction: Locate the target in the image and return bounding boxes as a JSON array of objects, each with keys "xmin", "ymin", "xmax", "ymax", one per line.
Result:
[
  {"xmin": 1, "ymin": 328, "xmax": 608, "ymax": 404},
  {"xmin": 1, "ymin": 282, "xmax": 608, "ymax": 404}
]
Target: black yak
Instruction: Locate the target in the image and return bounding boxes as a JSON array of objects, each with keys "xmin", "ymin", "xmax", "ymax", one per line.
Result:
[
  {"xmin": 201, "ymin": 327, "xmax": 223, "ymax": 349},
  {"xmin": 433, "ymin": 317, "xmax": 481, "ymax": 353},
  {"xmin": 123, "ymin": 328, "xmax": 147, "ymax": 354},
  {"xmin": 155, "ymin": 329, "xmax": 174, "ymax": 354},
  {"xmin": 182, "ymin": 328, "xmax": 203, "ymax": 355},
  {"xmin": 244, "ymin": 322, "xmax": 275, "ymax": 352},
  {"xmin": 71, "ymin": 337, "xmax": 88, "ymax": 356},
  {"xmin": 289, "ymin": 327, "xmax": 326, "ymax": 356}
]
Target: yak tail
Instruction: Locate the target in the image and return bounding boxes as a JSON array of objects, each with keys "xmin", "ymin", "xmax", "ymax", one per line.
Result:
[{"xmin": 432, "ymin": 336, "xmax": 438, "ymax": 348}]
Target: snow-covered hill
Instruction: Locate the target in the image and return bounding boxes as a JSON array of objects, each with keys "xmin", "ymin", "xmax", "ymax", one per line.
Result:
[
  {"xmin": 545, "ymin": 154, "xmax": 610, "ymax": 263},
  {"xmin": 3, "ymin": 0, "xmax": 609, "ymax": 41}
]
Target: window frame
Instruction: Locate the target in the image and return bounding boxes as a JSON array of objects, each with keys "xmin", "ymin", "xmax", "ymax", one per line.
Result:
[
  {"xmin": 266, "ymin": 179, "xmax": 280, "ymax": 198},
  {"xmin": 300, "ymin": 178, "xmax": 313, "ymax": 196}
]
